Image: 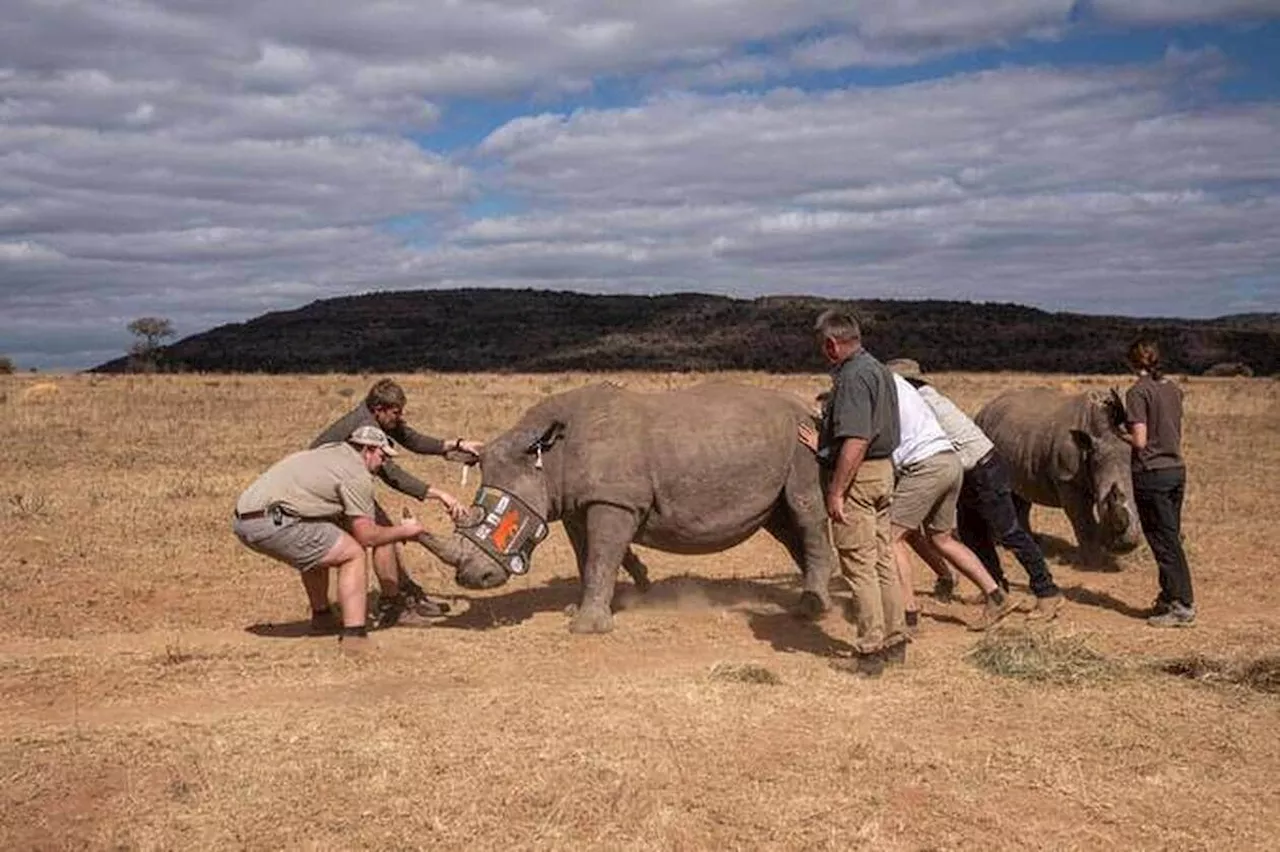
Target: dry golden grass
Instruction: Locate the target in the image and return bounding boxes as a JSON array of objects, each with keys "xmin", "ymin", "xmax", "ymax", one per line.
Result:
[{"xmin": 2, "ymin": 370, "xmax": 1278, "ymax": 850}]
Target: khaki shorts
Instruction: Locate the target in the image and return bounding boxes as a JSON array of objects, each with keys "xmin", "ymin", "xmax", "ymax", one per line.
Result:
[
  {"xmin": 891, "ymin": 451, "xmax": 963, "ymax": 533},
  {"xmin": 233, "ymin": 514, "xmax": 342, "ymax": 572}
]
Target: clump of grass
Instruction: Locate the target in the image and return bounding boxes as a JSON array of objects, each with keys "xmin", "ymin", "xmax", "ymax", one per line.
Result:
[
  {"xmin": 1159, "ymin": 654, "xmax": 1280, "ymax": 695},
  {"xmin": 708, "ymin": 661, "xmax": 781, "ymax": 686},
  {"xmin": 968, "ymin": 627, "xmax": 1116, "ymax": 685}
]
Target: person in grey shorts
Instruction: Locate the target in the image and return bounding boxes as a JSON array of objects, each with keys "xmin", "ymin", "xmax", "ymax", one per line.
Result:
[
  {"xmin": 886, "ymin": 360, "xmax": 1063, "ymax": 621},
  {"xmin": 889, "ymin": 374, "xmax": 1016, "ymax": 632},
  {"xmin": 233, "ymin": 426, "xmax": 427, "ymax": 652}
]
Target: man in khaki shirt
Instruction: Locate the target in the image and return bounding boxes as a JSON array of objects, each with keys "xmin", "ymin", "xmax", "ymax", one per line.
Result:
[{"xmin": 233, "ymin": 425, "xmax": 426, "ymax": 652}]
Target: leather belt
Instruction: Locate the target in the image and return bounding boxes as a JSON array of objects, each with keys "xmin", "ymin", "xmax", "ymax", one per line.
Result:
[{"xmin": 974, "ymin": 448, "xmax": 997, "ymax": 468}]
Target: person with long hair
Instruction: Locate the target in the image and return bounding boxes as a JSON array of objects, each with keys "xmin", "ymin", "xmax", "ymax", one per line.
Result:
[{"xmin": 1122, "ymin": 338, "xmax": 1195, "ymax": 627}]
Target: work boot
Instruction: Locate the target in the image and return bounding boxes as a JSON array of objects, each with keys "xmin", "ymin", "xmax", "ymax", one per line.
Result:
[
  {"xmin": 1147, "ymin": 596, "xmax": 1173, "ymax": 618},
  {"xmin": 829, "ymin": 651, "xmax": 884, "ymax": 678},
  {"xmin": 1026, "ymin": 594, "xmax": 1063, "ymax": 622},
  {"xmin": 970, "ymin": 593, "xmax": 1018, "ymax": 632},
  {"xmin": 932, "ymin": 574, "xmax": 957, "ymax": 604},
  {"xmin": 1148, "ymin": 602, "xmax": 1196, "ymax": 628},
  {"xmin": 400, "ymin": 579, "xmax": 451, "ymax": 616},
  {"xmin": 338, "ymin": 633, "xmax": 373, "ymax": 659},
  {"xmin": 309, "ymin": 609, "xmax": 340, "ymax": 636},
  {"xmin": 375, "ymin": 594, "xmax": 445, "ymax": 629}
]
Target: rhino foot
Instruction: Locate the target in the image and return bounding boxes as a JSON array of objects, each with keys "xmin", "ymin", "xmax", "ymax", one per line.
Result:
[
  {"xmin": 569, "ymin": 606, "xmax": 615, "ymax": 634},
  {"xmin": 794, "ymin": 590, "xmax": 830, "ymax": 621}
]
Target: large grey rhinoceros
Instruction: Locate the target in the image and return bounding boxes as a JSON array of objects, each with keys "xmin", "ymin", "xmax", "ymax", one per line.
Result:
[
  {"xmin": 414, "ymin": 382, "xmax": 835, "ymax": 634},
  {"xmin": 975, "ymin": 387, "xmax": 1141, "ymax": 563}
]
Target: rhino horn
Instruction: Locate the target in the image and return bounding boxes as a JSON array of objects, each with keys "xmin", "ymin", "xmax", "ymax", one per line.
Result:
[{"xmin": 414, "ymin": 529, "xmax": 465, "ymax": 566}]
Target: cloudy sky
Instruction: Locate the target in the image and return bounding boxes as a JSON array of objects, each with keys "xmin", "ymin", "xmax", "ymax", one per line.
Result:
[{"xmin": 2, "ymin": 1, "xmax": 1278, "ymax": 369}]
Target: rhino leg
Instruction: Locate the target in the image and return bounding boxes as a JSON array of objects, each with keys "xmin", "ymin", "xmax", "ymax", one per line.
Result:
[
  {"xmin": 778, "ymin": 453, "xmax": 835, "ymax": 618},
  {"xmin": 763, "ymin": 506, "xmax": 830, "ymax": 619},
  {"xmin": 568, "ymin": 503, "xmax": 639, "ymax": 634},
  {"xmin": 1059, "ymin": 487, "xmax": 1105, "ymax": 566},
  {"xmin": 622, "ymin": 548, "xmax": 652, "ymax": 593},
  {"xmin": 562, "ymin": 522, "xmax": 651, "ymax": 612}
]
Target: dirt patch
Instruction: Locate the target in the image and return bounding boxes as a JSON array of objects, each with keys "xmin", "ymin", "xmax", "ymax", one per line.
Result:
[{"xmin": 1158, "ymin": 654, "xmax": 1280, "ymax": 695}]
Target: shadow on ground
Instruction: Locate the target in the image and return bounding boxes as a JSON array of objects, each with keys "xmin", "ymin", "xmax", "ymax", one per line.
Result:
[
  {"xmin": 1036, "ymin": 533, "xmax": 1125, "ymax": 572},
  {"xmin": 1061, "ymin": 585, "xmax": 1149, "ymax": 620}
]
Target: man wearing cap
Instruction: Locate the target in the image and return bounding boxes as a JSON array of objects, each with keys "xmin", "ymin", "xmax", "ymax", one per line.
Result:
[
  {"xmin": 233, "ymin": 425, "xmax": 426, "ymax": 651},
  {"xmin": 886, "ymin": 359, "xmax": 1063, "ymax": 620},
  {"xmin": 885, "ymin": 368, "xmax": 1017, "ymax": 632},
  {"xmin": 312, "ymin": 378, "xmax": 481, "ymax": 626}
]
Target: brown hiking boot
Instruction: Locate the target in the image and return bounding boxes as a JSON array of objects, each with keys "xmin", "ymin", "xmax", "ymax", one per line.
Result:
[
  {"xmin": 829, "ymin": 652, "xmax": 884, "ymax": 678},
  {"xmin": 969, "ymin": 595, "xmax": 1018, "ymax": 632},
  {"xmin": 375, "ymin": 593, "xmax": 448, "ymax": 629},
  {"xmin": 1026, "ymin": 594, "xmax": 1064, "ymax": 621}
]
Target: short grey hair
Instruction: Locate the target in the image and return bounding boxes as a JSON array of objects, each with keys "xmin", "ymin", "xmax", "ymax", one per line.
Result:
[{"xmin": 813, "ymin": 309, "xmax": 861, "ymax": 343}]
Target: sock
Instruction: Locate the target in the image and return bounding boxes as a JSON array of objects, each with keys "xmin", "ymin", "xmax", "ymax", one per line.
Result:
[{"xmin": 340, "ymin": 625, "xmax": 368, "ymax": 639}]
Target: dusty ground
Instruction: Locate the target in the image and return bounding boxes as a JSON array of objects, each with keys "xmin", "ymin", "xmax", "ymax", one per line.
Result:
[{"xmin": 2, "ymin": 370, "xmax": 1277, "ymax": 851}]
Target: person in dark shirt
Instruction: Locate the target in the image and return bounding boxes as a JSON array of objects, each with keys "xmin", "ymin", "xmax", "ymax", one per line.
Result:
[
  {"xmin": 799, "ymin": 310, "xmax": 907, "ymax": 678},
  {"xmin": 312, "ymin": 378, "xmax": 483, "ymax": 626},
  {"xmin": 1121, "ymin": 339, "xmax": 1195, "ymax": 627}
]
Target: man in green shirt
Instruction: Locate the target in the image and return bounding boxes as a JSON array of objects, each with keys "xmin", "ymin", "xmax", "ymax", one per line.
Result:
[
  {"xmin": 800, "ymin": 310, "xmax": 907, "ymax": 678},
  {"xmin": 233, "ymin": 425, "xmax": 427, "ymax": 652}
]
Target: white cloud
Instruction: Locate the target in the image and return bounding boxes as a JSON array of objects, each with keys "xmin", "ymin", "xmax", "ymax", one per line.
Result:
[
  {"xmin": 1091, "ymin": 0, "xmax": 1280, "ymax": 25},
  {"xmin": 1, "ymin": 2, "xmax": 1278, "ymax": 368}
]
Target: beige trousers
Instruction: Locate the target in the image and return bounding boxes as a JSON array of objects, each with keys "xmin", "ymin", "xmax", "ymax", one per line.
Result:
[{"xmin": 830, "ymin": 458, "xmax": 907, "ymax": 654}]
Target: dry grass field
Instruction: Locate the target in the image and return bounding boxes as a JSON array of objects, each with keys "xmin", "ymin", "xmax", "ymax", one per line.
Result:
[{"xmin": 2, "ymin": 370, "xmax": 1278, "ymax": 851}]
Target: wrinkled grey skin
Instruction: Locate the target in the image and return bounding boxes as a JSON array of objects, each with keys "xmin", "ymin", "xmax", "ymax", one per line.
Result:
[
  {"xmin": 415, "ymin": 382, "xmax": 835, "ymax": 633},
  {"xmin": 975, "ymin": 387, "xmax": 1141, "ymax": 563}
]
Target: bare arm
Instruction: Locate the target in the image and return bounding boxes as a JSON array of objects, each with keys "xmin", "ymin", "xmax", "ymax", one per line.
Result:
[
  {"xmin": 1120, "ymin": 422, "xmax": 1148, "ymax": 450},
  {"xmin": 826, "ymin": 437, "xmax": 869, "ymax": 525},
  {"xmin": 348, "ymin": 514, "xmax": 424, "ymax": 548}
]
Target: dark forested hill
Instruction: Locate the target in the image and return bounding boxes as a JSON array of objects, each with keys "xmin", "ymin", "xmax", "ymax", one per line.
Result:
[{"xmin": 91, "ymin": 289, "xmax": 1280, "ymax": 375}]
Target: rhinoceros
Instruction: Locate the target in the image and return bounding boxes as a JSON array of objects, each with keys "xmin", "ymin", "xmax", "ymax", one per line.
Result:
[
  {"xmin": 414, "ymin": 382, "xmax": 835, "ymax": 633},
  {"xmin": 975, "ymin": 387, "xmax": 1141, "ymax": 563}
]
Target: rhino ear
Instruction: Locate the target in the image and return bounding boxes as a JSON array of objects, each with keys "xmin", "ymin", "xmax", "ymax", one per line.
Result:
[
  {"xmin": 1069, "ymin": 428, "xmax": 1095, "ymax": 454},
  {"xmin": 525, "ymin": 420, "xmax": 566, "ymax": 455}
]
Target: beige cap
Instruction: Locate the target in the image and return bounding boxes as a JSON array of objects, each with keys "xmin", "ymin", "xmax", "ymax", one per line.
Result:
[
  {"xmin": 348, "ymin": 425, "xmax": 399, "ymax": 456},
  {"xmin": 885, "ymin": 358, "xmax": 924, "ymax": 381}
]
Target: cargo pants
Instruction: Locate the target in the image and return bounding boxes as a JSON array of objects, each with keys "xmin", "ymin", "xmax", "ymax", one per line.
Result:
[{"xmin": 830, "ymin": 457, "xmax": 907, "ymax": 654}]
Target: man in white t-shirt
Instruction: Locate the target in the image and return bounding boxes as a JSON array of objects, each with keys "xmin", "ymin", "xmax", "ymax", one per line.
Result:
[
  {"xmin": 887, "ymin": 360, "xmax": 1063, "ymax": 621},
  {"xmin": 889, "ymin": 375, "xmax": 1016, "ymax": 632}
]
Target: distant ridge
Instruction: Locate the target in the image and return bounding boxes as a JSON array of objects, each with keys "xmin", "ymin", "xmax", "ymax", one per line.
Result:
[{"xmin": 90, "ymin": 289, "xmax": 1280, "ymax": 375}]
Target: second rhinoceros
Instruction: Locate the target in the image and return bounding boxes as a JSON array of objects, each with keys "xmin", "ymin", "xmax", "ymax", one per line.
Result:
[
  {"xmin": 975, "ymin": 386, "xmax": 1142, "ymax": 563},
  {"xmin": 415, "ymin": 382, "xmax": 835, "ymax": 633}
]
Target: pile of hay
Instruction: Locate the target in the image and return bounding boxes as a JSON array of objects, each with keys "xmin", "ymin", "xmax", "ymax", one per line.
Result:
[
  {"xmin": 968, "ymin": 627, "xmax": 1117, "ymax": 685},
  {"xmin": 707, "ymin": 661, "xmax": 781, "ymax": 686}
]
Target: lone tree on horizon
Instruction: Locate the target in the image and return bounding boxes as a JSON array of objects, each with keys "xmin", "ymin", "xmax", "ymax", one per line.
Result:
[{"xmin": 127, "ymin": 316, "xmax": 175, "ymax": 372}]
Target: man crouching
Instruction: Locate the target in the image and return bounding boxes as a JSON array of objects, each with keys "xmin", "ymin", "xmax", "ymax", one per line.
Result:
[{"xmin": 232, "ymin": 425, "xmax": 426, "ymax": 653}]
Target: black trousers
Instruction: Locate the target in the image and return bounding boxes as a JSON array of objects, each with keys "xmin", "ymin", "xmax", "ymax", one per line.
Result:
[
  {"xmin": 957, "ymin": 453, "xmax": 1060, "ymax": 598},
  {"xmin": 1134, "ymin": 466, "xmax": 1194, "ymax": 607}
]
